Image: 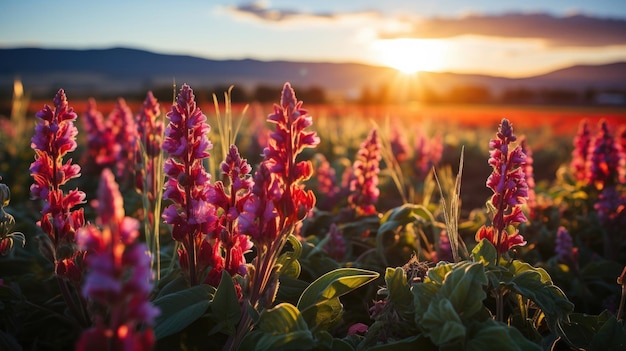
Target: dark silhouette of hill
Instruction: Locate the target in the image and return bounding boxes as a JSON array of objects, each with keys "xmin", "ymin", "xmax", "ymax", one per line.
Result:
[{"xmin": 1, "ymin": 47, "xmax": 625, "ymax": 101}]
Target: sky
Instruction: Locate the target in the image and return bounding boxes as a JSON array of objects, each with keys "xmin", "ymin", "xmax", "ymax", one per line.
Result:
[{"xmin": 1, "ymin": 0, "xmax": 626, "ymax": 77}]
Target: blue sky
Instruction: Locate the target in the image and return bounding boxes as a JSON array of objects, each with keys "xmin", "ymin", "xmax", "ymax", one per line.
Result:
[{"xmin": 1, "ymin": 1, "xmax": 625, "ymax": 77}]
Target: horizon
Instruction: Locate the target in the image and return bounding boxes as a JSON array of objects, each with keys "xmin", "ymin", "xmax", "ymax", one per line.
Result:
[{"xmin": 1, "ymin": 1, "xmax": 626, "ymax": 78}]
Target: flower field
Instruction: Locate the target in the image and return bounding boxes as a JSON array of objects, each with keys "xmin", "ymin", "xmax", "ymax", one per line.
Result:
[{"xmin": 0, "ymin": 82, "xmax": 625, "ymax": 351}]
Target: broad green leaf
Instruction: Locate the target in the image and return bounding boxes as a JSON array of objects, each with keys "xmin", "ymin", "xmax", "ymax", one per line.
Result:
[
  {"xmin": 509, "ymin": 260, "xmax": 551, "ymax": 284},
  {"xmin": 368, "ymin": 335, "xmax": 435, "ymax": 350},
  {"xmin": 385, "ymin": 267, "xmax": 413, "ymax": 312},
  {"xmin": 302, "ymin": 296, "xmax": 344, "ymax": 331},
  {"xmin": 438, "ymin": 262, "xmax": 488, "ymax": 320},
  {"xmin": 155, "ymin": 274, "xmax": 189, "ymax": 299},
  {"xmin": 467, "ymin": 319, "xmax": 541, "ymax": 351},
  {"xmin": 209, "ymin": 270, "xmax": 241, "ymax": 335},
  {"xmin": 421, "ymin": 297, "xmax": 466, "ymax": 345},
  {"xmin": 503, "ymin": 264, "xmax": 573, "ymax": 331},
  {"xmin": 153, "ymin": 284, "xmax": 215, "ymax": 339},
  {"xmin": 471, "ymin": 239, "xmax": 497, "ymax": 266},
  {"xmin": 424, "ymin": 261, "xmax": 454, "ymax": 285},
  {"xmin": 276, "ymin": 275, "xmax": 310, "ymax": 305},
  {"xmin": 558, "ymin": 310, "xmax": 626, "ymax": 350},
  {"xmin": 238, "ymin": 303, "xmax": 315, "ymax": 351},
  {"xmin": 377, "ymin": 204, "xmax": 435, "ymax": 264},
  {"xmin": 297, "ymin": 268, "xmax": 379, "ymax": 313}
]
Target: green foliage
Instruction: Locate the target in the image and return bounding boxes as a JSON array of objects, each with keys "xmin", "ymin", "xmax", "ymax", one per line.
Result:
[
  {"xmin": 297, "ymin": 268, "xmax": 379, "ymax": 330},
  {"xmin": 153, "ymin": 283, "xmax": 216, "ymax": 339},
  {"xmin": 558, "ymin": 310, "xmax": 626, "ymax": 350},
  {"xmin": 208, "ymin": 271, "xmax": 242, "ymax": 336}
]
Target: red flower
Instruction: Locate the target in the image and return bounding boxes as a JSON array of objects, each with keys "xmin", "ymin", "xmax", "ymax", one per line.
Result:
[{"xmin": 475, "ymin": 225, "xmax": 526, "ymax": 254}]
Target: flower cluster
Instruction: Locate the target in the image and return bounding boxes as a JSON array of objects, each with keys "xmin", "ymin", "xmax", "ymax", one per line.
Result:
[
  {"xmin": 348, "ymin": 128, "xmax": 381, "ymax": 216},
  {"xmin": 555, "ymin": 226, "xmax": 578, "ymax": 273},
  {"xmin": 83, "ymin": 98, "xmax": 118, "ymax": 171},
  {"xmin": 414, "ymin": 129, "xmax": 443, "ymax": 179},
  {"xmin": 594, "ymin": 186, "xmax": 626, "ymax": 228},
  {"xmin": 519, "ymin": 136, "xmax": 536, "ymax": 216},
  {"xmin": 587, "ymin": 119, "xmax": 624, "ymax": 190},
  {"xmin": 324, "ymin": 223, "xmax": 346, "ymax": 261},
  {"xmin": 313, "ymin": 153, "xmax": 340, "ymax": 211},
  {"xmin": 111, "ymin": 98, "xmax": 138, "ymax": 182},
  {"xmin": 162, "ymin": 84, "xmax": 217, "ymax": 286},
  {"xmin": 570, "ymin": 119, "xmax": 591, "ymax": 182},
  {"xmin": 390, "ymin": 125, "xmax": 410, "ymax": 163},
  {"xmin": 77, "ymin": 169, "xmax": 159, "ymax": 351},
  {"xmin": 30, "ymin": 89, "xmax": 86, "ymax": 275},
  {"xmin": 477, "ymin": 118, "xmax": 528, "ymax": 255},
  {"xmin": 135, "ymin": 91, "xmax": 164, "ymax": 198},
  {"xmin": 205, "ymin": 144, "xmax": 254, "ymax": 288}
]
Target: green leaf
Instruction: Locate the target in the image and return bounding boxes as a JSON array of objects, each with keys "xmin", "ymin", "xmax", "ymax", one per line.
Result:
[
  {"xmin": 276, "ymin": 234, "xmax": 303, "ymax": 279},
  {"xmin": 368, "ymin": 335, "xmax": 435, "ymax": 350},
  {"xmin": 238, "ymin": 303, "xmax": 315, "ymax": 351},
  {"xmin": 471, "ymin": 239, "xmax": 497, "ymax": 266},
  {"xmin": 438, "ymin": 262, "xmax": 488, "ymax": 320},
  {"xmin": 303, "ymin": 296, "xmax": 344, "ymax": 332},
  {"xmin": 466, "ymin": 319, "xmax": 541, "ymax": 351},
  {"xmin": 421, "ymin": 297, "xmax": 466, "ymax": 345},
  {"xmin": 424, "ymin": 261, "xmax": 454, "ymax": 285},
  {"xmin": 153, "ymin": 284, "xmax": 216, "ymax": 339},
  {"xmin": 276, "ymin": 275, "xmax": 310, "ymax": 305},
  {"xmin": 385, "ymin": 267, "xmax": 413, "ymax": 313},
  {"xmin": 209, "ymin": 270, "xmax": 241, "ymax": 336},
  {"xmin": 297, "ymin": 268, "xmax": 379, "ymax": 314},
  {"xmin": 155, "ymin": 274, "xmax": 189, "ymax": 299},
  {"xmin": 558, "ymin": 310, "xmax": 626, "ymax": 351},
  {"xmin": 377, "ymin": 204, "xmax": 434, "ymax": 264},
  {"xmin": 504, "ymin": 262, "xmax": 573, "ymax": 331}
]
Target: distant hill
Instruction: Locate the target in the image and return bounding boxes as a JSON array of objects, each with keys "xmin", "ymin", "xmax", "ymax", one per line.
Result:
[{"xmin": 1, "ymin": 47, "xmax": 625, "ymax": 102}]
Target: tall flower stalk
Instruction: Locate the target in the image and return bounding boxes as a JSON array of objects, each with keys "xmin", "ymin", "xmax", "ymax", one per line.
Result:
[
  {"xmin": 230, "ymin": 82, "xmax": 319, "ymax": 349},
  {"xmin": 77, "ymin": 169, "xmax": 159, "ymax": 351},
  {"xmin": 587, "ymin": 119, "xmax": 623, "ymax": 190},
  {"xmin": 162, "ymin": 84, "xmax": 217, "ymax": 286},
  {"xmin": 571, "ymin": 119, "xmax": 591, "ymax": 183},
  {"xmin": 30, "ymin": 89, "xmax": 88, "ymax": 326},
  {"xmin": 135, "ymin": 91, "xmax": 165, "ymax": 278},
  {"xmin": 348, "ymin": 128, "xmax": 381, "ymax": 216}
]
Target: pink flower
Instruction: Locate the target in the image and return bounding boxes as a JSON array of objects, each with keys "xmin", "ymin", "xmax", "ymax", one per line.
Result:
[
  {"xmin": 348, "ymin": 128, "xmax": 381, "ymax": 216},
  {"xmin": 135, "ymin": 91, "xmax": 163, "ymax": 197},
  {"xmin": 390, "ymin": 125, "xmax": 410, "ymax": 163},
  {"xmin": 77, "ymin": 169, "xmax": 158, "ymax": 351},
  {"xmin": 30, "ymin": 89, "xmax": 86, "ymax": 266},
  {"xmin": 162, "ymin": 84, "xmax": 217, "ymax": 285},
  {"xmin": 481, "ymin": 119, "xmax": 528, "ymax": 254},
  {"xmin": 571, "ymin": 119, "xmax": 591, "ymax": 182},
  {"xmin": 83, "ymin": 98, "xmax": 118, "ymax": 170},
  {"xmin": 324, "ymin": 223, "xmax": 346, "ymax": 261},
  {"xmin": 519, "ymin": 136, "xmax": 536, "ymax": 217},
  {"xmin": 314, "ymin": 153, "xmax": 340, "ymax": 211},
  {"xmin": 475, "ymin": 225, "xmax": 527, "ymax": 255},
  {"xmin": 587, "ymin": 119, "xmax": 624, "ymax": 190}
]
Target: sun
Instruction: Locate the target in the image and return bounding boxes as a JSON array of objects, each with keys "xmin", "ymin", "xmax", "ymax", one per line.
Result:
[{"xmin": 373, "ymin": 38, "xmax": 448, "ymax": 74}]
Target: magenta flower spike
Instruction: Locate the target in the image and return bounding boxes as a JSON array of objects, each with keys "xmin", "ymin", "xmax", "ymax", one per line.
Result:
[
  {"xmin": 479, "ymin": 118, "xmax": 528, "ymax": 255},
  {"xmin": 314, "ymin": 153, "xmax": 340, "ymax": 211},
  {"xmin": 348, "ymin": 128, "xmax": 381, "ymax": 216},
  {"xmin": 162, "ymin": 84, "xmax": 217, "ymax": 286},
  {"xmin": 263, "ymin": 82, "xmax": 320, "ymax": 223},
  {"xmin": 77, "ymin": 169, "xmax": 158, "ymax": 351},
  {"xmin": 570, "ymin": 119, "xmax": 591, "ymax": 183},
  {"xmin": 136, "ymin": 91, "xmax": 163, "ymax": 195},
  {"xmin": 110, "ymin": 98, "xmax": 138, "ymax": 182},
  {"xmin": 587, "ymin": 119, "xmax": 624, "ymax": 190},
  {"xmin": 555, "ymin": 226, "xmax": 578, "ymax": 272},
  {"xmin": 519, "ymin": 136, "xmax": 536, "ymax": 216},
  {"xmin": 30, "ymin": 89, "xmax": 86, "ymax": 266},
  {"xmin": 390, "ymin": 125, "xmax": 410, "ymax": 163},
  {"xmin": 324, "ymin": 223, "xmax": 346, "ymax": 261},
  {"xmin": 205, "ymin": 144, "xmax": 254, "ymax": 287}
]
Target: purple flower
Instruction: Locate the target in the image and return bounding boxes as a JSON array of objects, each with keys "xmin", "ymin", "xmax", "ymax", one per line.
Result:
[
  {"xmin": 110, "ymin": 98, "xmax": 138, "ymax": 181},
  {"xmin": 571, "ymin": 119, "xmax": 591, "ymax": 182},
  {"xmin": 390, "ymin": 125, "xmax": 410, "ymax": 163},
  {"xmin": 481, "ymin": 119, "xmax": 528, "ymax": 254},
  {"xmin": 30, "ymin": 89, "xmax": 86, "ymax": 266},
  {"xmin": 324, "ymin": 223, "xmax": 346, "ymax": 261},
  {"xmin": 348, "ymin": 128, "xmax": 381, "ymax": 216},
  {"xmin": 135, "ymin": 91, "xmax": 163, "ymax": 196},
  {"xmin": 519, "ymin": 136, "xmax": 536, "ymax": 217},
  {"xmin": 314, "ymin": 153, "xmax": 340, "ymax": 211},
  {"xmin": 77, "ymin": 169, "xmax": 158, "ymax": 351},
  {"xmin": 83, "ymin": 98, "xmax": 118, "ymax": 171},
  {"xmin": 587, "ymin": 119, "xmax": 624, "ymax": 190},
  {"xmin": 555, "ymin": 226, "xmax": 578, "ymax": 273},
  {"xmin": 162, "ymin": 84, "xmax": 217, "ymax": 285}
]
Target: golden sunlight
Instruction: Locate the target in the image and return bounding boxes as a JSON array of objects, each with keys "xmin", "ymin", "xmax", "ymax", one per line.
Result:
[{"xmin": 373, "ymin": 38, "xmax": 448, "ymax": 74}]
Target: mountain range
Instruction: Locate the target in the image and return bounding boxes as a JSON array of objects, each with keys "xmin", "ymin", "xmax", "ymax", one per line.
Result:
[{"xmin": 1, "ymin": 47, "xmax": 625, "ymax": 101}]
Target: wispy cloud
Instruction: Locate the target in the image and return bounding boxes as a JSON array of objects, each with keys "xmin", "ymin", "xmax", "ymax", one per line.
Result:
[
  {"xmin": 379, "ymin": 13, "xmax": 626, "ymax": 47},
  {"xmin": 223, "ymin": 1, "xmax": 379, "ymax": 24}
]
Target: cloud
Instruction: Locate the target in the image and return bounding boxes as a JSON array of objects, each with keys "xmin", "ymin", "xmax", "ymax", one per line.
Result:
[
  {"xmin": 379, "ymin": 13, "xmax": 626, "ymax": 47},
  {"xmin": 224, "ymin": 2, "xmax": 379, "ymax": 24}
]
